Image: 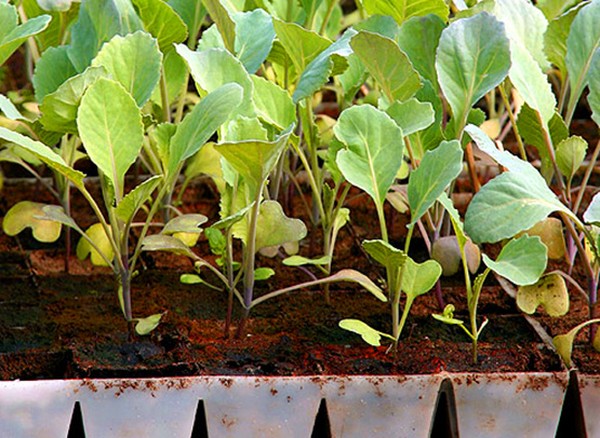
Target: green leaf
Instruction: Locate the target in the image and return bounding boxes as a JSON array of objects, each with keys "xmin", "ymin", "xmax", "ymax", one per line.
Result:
[
  {"xmin": 168, "ymin": 83, "xmax": 243, "ymax": 176},
  {"xmin": 115, "ymin": 176, "xmax": 162, "ymax": 223},
  {"xmin": 464, "ymin": 125, "xmax": 569, "ymax": 243},
  {"xmin": 401, "ymin": 257, "xmax": 442, "ymax": 299},
  {"xmin": 350, "ymin": 31, "xmax": 421, "ymax": 106},
  {"xmin": 565, "ymin": 0, "xmax": 600, "ymax": 121},
  {"xmin": 132, "ymin": 0, "xmax": 188, "ymax": 53},
  {"xmin": 362, "ymin": 239, "xmax": 407, "ymax": 297},
  {"xmin": 33, "ymin": 46, "xmax": 78, "ymax": 101},
  {"xmin": 544, "ymin": 3, "xmax": 581, "ymax": 82},
  {"xmin": 141, "ymin": 234, "xmax": 197, "ymax": 258},
  {"xmin": 517, "ymin": 273, "xmax": 569, "ymax": 317},
  {"xmin": 175, "ymin": 45, "xmax": 255, "ymax": 117},
  {"xmin": 589, "ymin": 49, "xmax": 600, "ymax": 127},
  {"xmin": 202, "ymin": 0, "xmax": 236, "ymax": 52},
  {"xmin": 0, "ymin": 127, "xmax": 85, "ymax": 187},
  {"xmin": 253, "ymin": 200, "xmax": 307, "ymax": 252},
  {"xmin": 538, "ymin": 0, "xmax": 580, "ymax": 20},
  {"xmin": 334, "ymin": 105, "xmax": 403, "ymax": 206},
  {"xmin": 432, "ymin": 304, "xmax": 465, "ymax": 325},
  {"xmin": 556, "ymin": 136, "xmax": 588, "ymax": 182},
  {"xmin": 135, "ymin": 313, "xmax": 163, "ymax": 335},
  {"xmin": 436, "ymin": 12, "xmax": 510, "ymax": 135},
  {"xmin": 76, "ymin": 223, "xmax": 114, "ymax": 266},
  {"xmin": 180, "ymin": 273, "xmax": 203, "ymax": 284},
  {"xmin": 385, "ymin": 98, "xmax": 435, "ymax": 136},
  {"xmin": 40, "ymin": 66, "xmax": 109, "ymax": 134},
  {"xmin": 2, "ymin": 201, "xmax": 62, "ymax": 242},
  {"xmin": 407, "ymin": 140, "xmax": 463, "ymax": 225},
  {"xmin": 396, "ymin": 14, "xmax": 446, "ymax": 92},
  {"xmin": 339, "ymin": 319, "xmax": 393, "ymax": 346},
  {"xmin": 210, "ymin": 202, "xmax": 255, "ymax": 230},
  {"xmin": 233, "ymin": 9, "xmax": 275, "ymax": 73},
  {"xmin": 0, "ymin": 94, "xmax": 25, "ymax": 120},
  {"xmin": 483, "ymin": 235, "xmax": 548, "ymax": 286},
  {"xmin": 91, "ymin": 31, "xmax": 163, "ymax": 108},
  {"xmin": 330, "ymin": 269, "xmax": 387, "ymax": 302},
  {"xmin": 162, "ymin": 214, "xmax": 208, "ymax": 234},
  {"xmin": 584, "ymin": 193, "xmax": 600, "ymax": 225},
  {"xmin": 168, "ymin": 0, "xmax": 205, "ymax": 43},
  {"xmin": 553, "ymin": 330, "xmax": 576, "ymax": 368},
  {"xmin": 272, "ymin": 19, "xmax": 330, "ymax": 73},
  {"xmin": 283, "ymin": 255, "xmax": 331, "ymax": 267},
  {"xmin": 215, "ymin": 128, "xmax": 292, "ymax": 198},
  {"xmin": 251, "ymin": 75, "xmax": 295, "ymax": 130},
  {"xmin": 519, "ymin": 217, "xmax": 566, "ymax": 260},
  {"xmin": 40, "ymin": 204, "xmax": 81, "ymax": 232},
  {"xmin": 0, "ymin": 3, "xmax": 50, "ymax": 65},
  {"xmin": 362, "ymin": 0, "xmax": 449, "ymax": 25},
  {"xmin": 77, "ymin": 78, "xmax": 144, "ymax": 192},
  {"xmin": 254, "ymin": 267, "xmax": 275, "ymax": 281},
  {"xmin": 293, "ymin": 28, "xmax": 356, "ymax": 103}
]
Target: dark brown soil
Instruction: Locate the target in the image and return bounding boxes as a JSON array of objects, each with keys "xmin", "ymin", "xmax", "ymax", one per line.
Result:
[{"xmin": 0, "ymin": 178, "xmax": 565, "ymax": 380}]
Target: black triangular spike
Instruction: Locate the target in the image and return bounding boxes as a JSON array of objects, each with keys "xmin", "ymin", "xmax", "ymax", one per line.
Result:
[
  {"xmin": 190, "ymin": 400, "xmax": 209, "ymax": 438},
  {"xmin": 311, "ymin": 398, "xmax": 331, "ymax": 438},
  {"xmin": 430, "ymin": 378, "xmax": 458, "ymax": 438},
  {"xmin": 556, "ymin": 371, "xmax": 587, "ymax": 438},
  {"xmin": 66, "ymin": 401, "xmax": 86, "ymax": 438}
]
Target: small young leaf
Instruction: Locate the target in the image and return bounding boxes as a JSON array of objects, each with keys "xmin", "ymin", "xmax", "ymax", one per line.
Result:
[
  {"xmin": 141, "ymin": 234, "xmax": 197, "ymax": 259},
  {"xmin": 432, "ymin": 304, "xmax": 465, "ymax": 325},
  {"xmin": 135, "ymin": 313, "xmax": 163, "ymax": 335},
  {"xmin": 0, "ymin": 94, "xmax": 25, "ymax": 120},
  {"xmin": 132, "ymin": 0, "xmax": 188, "ymax": 53},
  {"xmin": 0, "ymin": 3, "xmax": 51, "ymax": 65},
  {"xmin": 251, "ymin": 75, "xmax": 295, "ymax": 130},
  {"xmin": 556, "ymin": 136, "xmax": 588, "ymax": 182},
  {"xmin": 339, "ymin": 319, "xmax": 392, "ymax": 346},
  {"xmin": 401, "ymin": 257, "xmax": 442, "ymax": 299},
  {"xmin": 329, "ymin": 269, "xmax": 387, "ymax": 302},
  {"xmin": 407, "ymin": 140, "xmax": 463, "ymax": 225},
  {"xmin": 180, "ymin": 273, "xmax": 203, "ymax": 284},
  {"xmin": 115, "ymin": 176, "xmax": 162, "ymax": 223},
  {"xmin": 517, "ymin": 273, "xmax": 569, "ymax": 317},
  {"xmin": 385, "ymin": 98, "xmax": 435, "ymax": 136},
  {"xmin": 254, "ymin": 201, "xmax": 307, "ymax": 252},
  {"xmin": 283, "ymin": 255, "xmax": 331, "ymax": 267},
  {"xmin": 553, "ymin": 331, "xmax": 575, "ymax": 368},
  {"xmin": 483, "ymin": 235, "xmax": 547, "ymax": 286},
  {"xmin": 254, "ymin": 267, "xmax": 275, "ymax": 281},
  {"xmin": 76, "ymin": 223, "xmax": 113, "ymax": 266},
  {"xmin": 2, "ymin": 201, "xmax": 62, "ymax": 242}
]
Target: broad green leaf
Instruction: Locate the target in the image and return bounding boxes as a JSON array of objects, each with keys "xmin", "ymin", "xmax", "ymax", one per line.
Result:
[
  {"xmin": 483, "ymin": 235, "xmax": 548, "ymax": 286},
  {"xmin": 162, "ymin": 214, "xmax": 208, "ymax": 234},
  {"xmin": 168, "ymin": 83, "xmax": 243, "ymax": 176},
  {"xmin": 40, "ymin": 66, "xmax": 108, "ymax": 134},
  {"xmin": 293, "ymin": 28, "xmax": 356, "ymax": 103},
  {"xmin": 135, "ymin": 313, "xmax": 163, "ymax": 335},
  {"xmin": 33, "ymin": 46, "xmax": 78, "ymax": 101},
  {"xmin": 77, "ymin": 78, "xmax": 144, "ymax": 192},
  {"xmin": 141, "ymin": 234, "xmax": 197, "ymax": 258},
  {"xmin": 76, "ymin": 223, "xmax": 114, "ymax": 266},
  {"xmin": 545, "ymin": 4, "xmax": 582, "ymax": 82},
  {"xmin": 67, "ymin": 0, "xmax": 143, "ymax": 72},
  {"xmin": 565, "ymin": 0, "xmax": 600, "ymax": 122},
  {"xmin": 589, "ymin": 49, "xmax": 600, "ymax": 127},
  {"xmin": 283, "ymin": 255, "xmax": 331, "ymax": 267},
  {"xmin": 464, "ymin": 125, "xmax": 569, "ymax": 243},
  {"xmin": 115, "ymin": 176, "xmax": 162, "ymax": 223},
  {"xmin": 407, "ymin": 140, "xmax": 463, "ymax": 225},
  {"xmin": 210, "ymin": 202, "xmax": 254, "ymax": 230},
  {"xmin": 517, "ymin": 273, "xmax": 569, "ymax": 316},
  {"xmin": 556, "ymin": 136, "xmax": 588, "ymax": 181},
  {"xmin": 168, "ymin": 0, "xmax": 205, "ymax": 43},
  {"xmin": 254, "ymin": 267, "xmax": 275, "ymax": 281},
  {"xmin": 401, "ymin": 257, "xmax": 442, "ymax": 299},
  {"xmin": 272, "ymin": 19, "xmax": 331, "ymax": 73},
  {"xmin": 396, "ymin": 14, "xmax": 446, "ymax": 92},
  {"xmin": 202, "ymin": 0, "xmax": 235, "ymax": 52},
  {"xmin": 0, "ymin": 3, "xmax": 50, "ymax": 65},
  {"xmin": 151, "ymin": 48, "xmax": 188, "ymax": 106},
  {"xmin": 516, "ymin": 105, "xmax": 569, "ymax": 180},
  {"xmin": 251, "ymin": 75, "xmax": 295, "ymax": 130},
  {"xmin": 538, "ymin": 0, "xmax": 580, "ymax": 20},
  {"xmin": 0, "ymin": 127, "xmax": 85, "ymax": 186},
  {"xmin": 91, "ymin": 31, "xmax": 163, "ymax": 107},
  {"xmin": 132, "ymin": 0, "xmax": 188, "ymax": 53},
  {"xmin": 353, "ymin": 14, "xmax": 399, "ymax": 39},
  {"xmin": 362, "ymin": 239, "xmax": 407, "ymax": 296},
  {"xmin": 362, "ymin": 0, "xmax": 449, "ymax": 25},
  {"xmin": 233, "ymin": 9, "xmax": 275, "ymax": 73},
  {"xmin": 435, "ymin": 12, "xmax": 510, "ymax": 135},
  {"xmin": 215, "ymin": 128, "xmax": 292, "ymax": 198},
  {"xmin": 338, "ymin": 54, "xmax": 368, "ymax": 101},
  {"xmin": 493, "ymin": 0, "xmax": 549, "ymax": 71},
  {"xmin": 339, "ymin": 319, "xmax": 393, "ymax": 346},
  {"xmin": 176, "ymin": 45, "xmax": 255, "ymax": 117},
  {"xmin": 184, "ymin": 142, "xmax": 225, "ymax": 192},
  {"xmin": 584, "ymin": 193, "xmax": 600, "ymax": 225},
  {"xmin": 0, "ymin": 94, "xmax": 25, "ymax": 120},
  {"xmin": 2, "ymin": 201, "xmax": 62, "ymax": 242},
  {"xmin": 350, "ymin": 31, "xmax": 421, "ymax": 106},
  {"xmin": 36, "ymin": 0, "xmax": 75, "ymax": 12},
  {"xmin": 225, "ymin": 115, "xmax": 268, "ymax": 141},
  {"xmin": 334, "ymin": 105, "xmax": 403, "ymax": 206},
  {"xmin": 253, "ymin": 201, "xmax": 307, "ymax": 252}
]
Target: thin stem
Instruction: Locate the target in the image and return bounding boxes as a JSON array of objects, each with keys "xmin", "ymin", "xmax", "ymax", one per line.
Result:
[
  {"xmin": 498, "ymin": 85, "xmax": 527, "ymax": 161},
  {"xmin": 159, "ymin": 68, "xmax": 171, "ymax": 123},
  {"xmin": 318, "ymin": 0, "xmax": 337, "ymax": 35}
]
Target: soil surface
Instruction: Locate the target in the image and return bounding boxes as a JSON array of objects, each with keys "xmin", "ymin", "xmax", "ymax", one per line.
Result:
[{"xmin": 0, "ymin": 177, "xmax": 567, "ymax": 380}]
